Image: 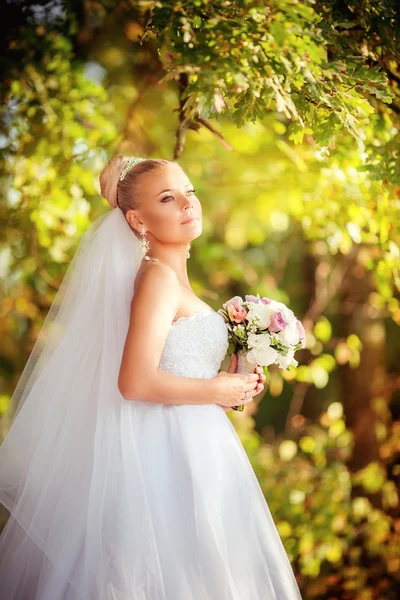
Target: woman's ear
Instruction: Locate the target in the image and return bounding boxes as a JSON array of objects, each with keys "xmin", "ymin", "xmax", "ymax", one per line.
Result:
[{"xmin": 125, "ymin": 209, "xmax": 143, "ymax": 235}]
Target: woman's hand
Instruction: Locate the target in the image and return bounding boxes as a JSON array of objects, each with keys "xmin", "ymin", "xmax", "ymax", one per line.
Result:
[{"xmin": 213, "ymin": 354, "xmax": 266, "ymax": 412}]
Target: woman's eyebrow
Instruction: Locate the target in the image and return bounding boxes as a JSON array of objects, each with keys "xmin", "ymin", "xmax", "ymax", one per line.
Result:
[{"xmin": 156, "ymin": 184, "xmax": 192, "ymax": 197}]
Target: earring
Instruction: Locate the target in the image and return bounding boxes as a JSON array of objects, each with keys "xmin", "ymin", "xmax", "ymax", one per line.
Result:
[
  {"xmin": 139, "ymin": 226, "xmax": 150, "ymax": 257},
  {"xmin": 187, "ymin": 244, "xmax": 191, "ymax": 259}
]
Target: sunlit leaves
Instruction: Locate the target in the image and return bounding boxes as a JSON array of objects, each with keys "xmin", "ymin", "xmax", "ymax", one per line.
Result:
[
  {"xmin": 147, "ymin": 0, "xmax": 395, "ymax": 152},
  {"xmin": 233, "ymin": 401, "xmax": 399, "ymax": 595},
  {"xmin": 0, "ymin": 22, "xmax": 119, "ymax": 406}
]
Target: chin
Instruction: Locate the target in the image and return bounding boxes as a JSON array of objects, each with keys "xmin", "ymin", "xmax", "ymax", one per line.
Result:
[{"xmin": 190, "ymin": 227, "xmax": 202, "ymax": 242}]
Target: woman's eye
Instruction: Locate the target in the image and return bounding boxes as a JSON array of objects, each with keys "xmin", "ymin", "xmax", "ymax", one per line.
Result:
[{"xmin": 161, "ymin": 189, "xmax": 196, "ymax": 203}]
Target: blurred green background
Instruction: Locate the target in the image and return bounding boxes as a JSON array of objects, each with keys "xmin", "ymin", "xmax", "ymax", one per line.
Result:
[{"xmin": 0, "ymin": 1, "xmax": 399, "ymax": 598}]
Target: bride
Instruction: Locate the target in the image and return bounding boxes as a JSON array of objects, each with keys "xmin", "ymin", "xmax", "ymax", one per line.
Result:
[{"xmin": 0, "ymin": 156, "xmax": 302, "ymax": 599}]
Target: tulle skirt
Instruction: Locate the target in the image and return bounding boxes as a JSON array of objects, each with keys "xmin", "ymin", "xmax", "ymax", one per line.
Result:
[{"xmin": 0, "ymin": 401, "xmax": 302, "ymax": 600}]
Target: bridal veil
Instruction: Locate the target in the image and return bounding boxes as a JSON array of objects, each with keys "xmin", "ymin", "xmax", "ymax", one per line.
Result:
[{"xmin": 0, "ymin": 206, "xmax": 147, "ymax": 599}]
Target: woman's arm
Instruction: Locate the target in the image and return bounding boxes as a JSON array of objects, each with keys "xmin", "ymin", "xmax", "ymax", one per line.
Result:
[{"xmin": 118, "ymin": 262, "xmax": 215, "ymax": 406}]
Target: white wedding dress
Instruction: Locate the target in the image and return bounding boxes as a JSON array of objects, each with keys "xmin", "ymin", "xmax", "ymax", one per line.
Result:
[{"xmin": 0, "ymin": 307, "xmax": 302, "ymax": 600}]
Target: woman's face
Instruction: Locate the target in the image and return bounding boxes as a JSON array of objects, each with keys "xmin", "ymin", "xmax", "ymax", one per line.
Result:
[{"xmin": 127, "ymin": 162, "xmax": 202, "ymax": 245}]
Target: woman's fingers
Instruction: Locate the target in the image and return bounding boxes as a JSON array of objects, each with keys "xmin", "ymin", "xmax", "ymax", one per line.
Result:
[
  {"xmin": 240, "ymin": 383, "xmax": 265, "ymax": 405},
  {"xmin": 255, "ymin": 365, "xmax": 266, "ymax": 383},
  {"xmin": 234, "ymin": 367, "xmax": 266, "ymax": 406},
  {"xmin": 253, "ymin": 367, "xmax": 265, "ymax": 394},
  {"xmin": 245, "ymin": 387, "xmax": 261, "ymax": 401},
  {"xmin": 243, "ymin": 374, "xmax": 259, "ymax": 391}
]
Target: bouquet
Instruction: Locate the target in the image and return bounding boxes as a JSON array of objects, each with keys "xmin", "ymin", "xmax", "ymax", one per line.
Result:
[{"xmin": 218, "ymin": 295, "xmax": 306, "ymax": 411}]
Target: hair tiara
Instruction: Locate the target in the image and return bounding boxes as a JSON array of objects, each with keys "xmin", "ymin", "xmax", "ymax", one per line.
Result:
[{"xmin": 119, "ymin": 157, "xmax": 145, "ymax": 181}]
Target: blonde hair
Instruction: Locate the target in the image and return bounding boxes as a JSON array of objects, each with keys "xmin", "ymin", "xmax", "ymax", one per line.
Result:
[{"xmin": 99, "ymin": 156, "xmax": 172, "ymax": 236}]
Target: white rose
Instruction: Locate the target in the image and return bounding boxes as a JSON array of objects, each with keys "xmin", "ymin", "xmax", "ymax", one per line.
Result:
[
  {"xmin": 268, "ymin": 300, "xmax": 296, "ymax": 324},
  {"xmin": 246, "ymin": 303, "xmax": 276, "ymax": 329},
  {"xmin": 247, "ymin": 332, "xmax": 269, "ymax": 349},
  {"xmin": 275, "ymin": 347, "xmax": 298, "ymax": 369},
  {"xmin": 246, "ymin": 332, "xmax": 278, "ymax": 366},
  {"xmin": 276, "ymin": 321, "xmax": 300, "ymax": 346},
  {"xmin": 247, "ymin": 345, "xmax": 278, "ymax": 367}
]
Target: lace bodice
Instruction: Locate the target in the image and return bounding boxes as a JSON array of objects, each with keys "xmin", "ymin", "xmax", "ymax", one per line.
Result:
[{"xmin": 158, "ymin": 309, "xmax": 229, "ymax": 379}]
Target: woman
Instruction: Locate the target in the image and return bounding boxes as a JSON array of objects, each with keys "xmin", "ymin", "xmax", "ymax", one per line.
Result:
[{"xmin": 0, "ymin": 156, "xmax": 302, "ymax": 599}]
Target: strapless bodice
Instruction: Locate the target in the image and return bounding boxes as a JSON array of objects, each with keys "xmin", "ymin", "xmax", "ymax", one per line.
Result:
[{"xmin": 158, "ymin": 309, "xmax": 229, "ymax": 379}]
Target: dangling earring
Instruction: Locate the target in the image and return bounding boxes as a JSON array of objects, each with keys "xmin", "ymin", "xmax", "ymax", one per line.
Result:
[
  {"xmin": 187, "ymin": 244, "xmax": 191, "ymax": 259},
  {"xmin": 139, "ymin": 226, "xmax": 150, "ymax": 258}
]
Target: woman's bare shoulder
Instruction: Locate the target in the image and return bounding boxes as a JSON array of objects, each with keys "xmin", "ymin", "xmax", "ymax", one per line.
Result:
[{"xmin": 133, "ymin": 260, "xmax": 179, "ymax": 296}]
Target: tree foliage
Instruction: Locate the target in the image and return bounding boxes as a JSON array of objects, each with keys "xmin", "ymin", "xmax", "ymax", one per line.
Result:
[
  {"xmin": 235, "ymin": 397, "xmax": 400, "ymax": 598},
  {"xmin": 146, "ymin": 0, "xmax": 399, "ymax": 179}
]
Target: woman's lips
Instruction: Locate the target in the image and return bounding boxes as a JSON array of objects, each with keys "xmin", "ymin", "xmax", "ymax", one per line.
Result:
[{"xmin": 181, "ymin": 216, "xmax": 199, "ymax": 224}]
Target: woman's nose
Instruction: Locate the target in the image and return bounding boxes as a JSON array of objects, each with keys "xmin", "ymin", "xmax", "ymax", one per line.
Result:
[{"xmin": 181, "ymin": 194, "xmax": 193, "ymax": 209}]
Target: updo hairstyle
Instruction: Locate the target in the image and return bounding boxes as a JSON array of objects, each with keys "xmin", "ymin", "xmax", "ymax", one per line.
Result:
[{"xmin": 99, "ymin": 156, "xmax": 172, "ymax": 238}]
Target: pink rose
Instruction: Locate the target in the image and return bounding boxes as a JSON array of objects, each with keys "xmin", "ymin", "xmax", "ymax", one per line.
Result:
[
  {"xmin": 296, "ymin": 320, "xmax": 306, "ymax": 349},
  {"xmin": 245, "ymin": 294, "xmax": 261, "ymax": 303},
  {"xmin": 225, "ymin": 297, "xmax": 248, "ymax": 324},
  {"xmin": 268, "ymin": 311, "xmax": 288, "ymax": 332}
]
